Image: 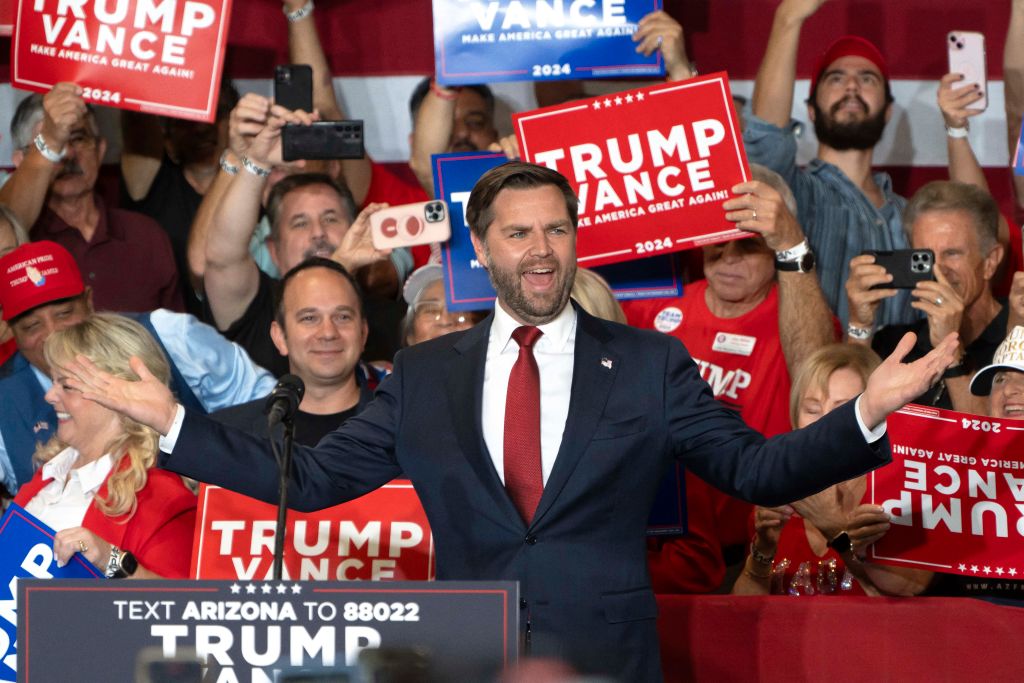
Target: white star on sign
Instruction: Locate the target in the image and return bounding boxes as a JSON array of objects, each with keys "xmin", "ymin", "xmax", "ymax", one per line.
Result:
[
  {"xmin": 592, "ymin": 101, "xmax": 602, "ymax": 110},
  {"xmin": 996, "ymin": 567, "xmax": 1005, "ymax": 575},
  {"xmin": 636, "ymin": 93, "xmax": 645, "ymax": 101},
  {"xmin": 1010, "ymin": 568, "xmax": 1018, "ymax": 576},
  {"xmin": 603, "ymin": 98, "xmax": 612, "ymax": 107},
  {"xmin": 958, "ymin": 564, "xmax": 967, "ymax": 572},
  {"xmin": 625, "ymin": 94, "xmax": 634, "ymax": 103},
  {"xmin": 983, "ymin": 566, "xmax": 992, "ymax": 574},
  {"xmin": 971, "ymin": 565, "xmax": 980, "ymax": 572},
  {"xmin": 246, "ymin": 584, "xmax": 257, "ymax": 594},
  {"xmin": 229, "ymin": 583, "xmax": 241, "ymax": 594},
  {"xmin": 262, "ymin": 584, "xmax": 273, "ymax": 594},
  {"xmin": 277, "ymin": 584, "xmax": 288, "ymax": 594},
  {"xmin": 291, "ymin": 584, "xmax": 303, "ymax": 594},
  {"xmin": 614, "ymin": 96, "xmax": 623, "ymax": 105}
]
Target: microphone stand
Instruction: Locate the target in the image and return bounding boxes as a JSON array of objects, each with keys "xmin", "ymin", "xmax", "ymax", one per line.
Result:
[{"xmin": 271, "ymin": 417, "xmax": 296, "ymax": 581}]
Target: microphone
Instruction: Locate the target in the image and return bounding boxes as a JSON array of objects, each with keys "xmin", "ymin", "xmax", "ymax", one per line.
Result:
[{"xmin": 264, "ymin": 374, "xmax": 305, "ymax": 426}]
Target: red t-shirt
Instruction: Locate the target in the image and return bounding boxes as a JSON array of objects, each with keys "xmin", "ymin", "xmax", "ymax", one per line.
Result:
[{"xmin": 628, "ymin": 281, "xmax": 792, "ymax": 550}]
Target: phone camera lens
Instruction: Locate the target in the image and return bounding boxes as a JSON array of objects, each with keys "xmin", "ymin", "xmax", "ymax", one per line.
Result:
[{"xmin": 950, "ymin": 35, "xmax": 957, "ymax": 42}]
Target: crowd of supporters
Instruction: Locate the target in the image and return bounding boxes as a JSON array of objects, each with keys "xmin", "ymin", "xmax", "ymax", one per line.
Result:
[{"xmin": 2, "ymin": 0, "xmax": 1024, "ymax": 678}]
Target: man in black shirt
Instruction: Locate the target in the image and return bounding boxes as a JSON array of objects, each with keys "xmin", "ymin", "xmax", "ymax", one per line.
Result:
[
  {"xmin": 212, "ymin": 258, "xmax": 384, "ymax": 446},
  {"xmin": 847, "ymin": 181, "xmax": 1005, "ymax": 413}
]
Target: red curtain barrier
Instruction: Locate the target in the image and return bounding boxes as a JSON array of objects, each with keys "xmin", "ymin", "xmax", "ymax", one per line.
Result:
[{"xmin": 657, "ymin": 594, "xmax": 1024, "ymax": 682}]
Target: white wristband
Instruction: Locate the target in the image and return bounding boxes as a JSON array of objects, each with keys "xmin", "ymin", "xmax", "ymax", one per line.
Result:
[
  {"xmin": 945, "ymin": 125, "xmax": 969, "ymax": 139},
  {"xmin": 284, "ymin": 0, "xmax": 313, "ymax": 22},
  {"xmin": 33, "ymin": 133, "xmax": 66, "ymax": 162},
  {"xmin": 847, "ymin": 324, "xmax": 873, "ymax": 341}
]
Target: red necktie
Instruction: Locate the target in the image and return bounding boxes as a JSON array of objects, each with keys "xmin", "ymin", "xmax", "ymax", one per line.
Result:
[{"xmin": 504, "ymin": 325, "xmax": 544, "ymax": 524}]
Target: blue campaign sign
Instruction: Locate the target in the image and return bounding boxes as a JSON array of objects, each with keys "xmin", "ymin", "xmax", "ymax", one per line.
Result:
[
  {"xmin": 434, "ymin": 151, "xmax": 507, "ymax": 312},
  {"xmin": 1015, "ymin": 119, "xmax": 1024, "ymax": 176},
  {"xmin": 433, "ymin": 151, "xmax": 683, "ymax": 311},
  {"xmin": 433, "ymin": 0, "xmax": 665, "ymax": 85},
  {"xmin": 0, "ymin": 504, "xmax": 103, "ymax": 681}
]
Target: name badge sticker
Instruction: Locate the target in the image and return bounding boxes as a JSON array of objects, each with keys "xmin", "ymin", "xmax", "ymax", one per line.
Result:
[{"xmin": 712, "ymin": 332, "xmax": 756, "ymax": 357}]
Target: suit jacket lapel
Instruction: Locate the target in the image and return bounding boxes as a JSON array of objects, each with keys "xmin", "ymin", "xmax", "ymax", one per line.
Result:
[
  {"xmin": 531, "ymin": 307, "xmax": 617, "ymax": 528},
  {"xmin": 446, "ymin": 316, "xmax": 525, "ymax": 527}
]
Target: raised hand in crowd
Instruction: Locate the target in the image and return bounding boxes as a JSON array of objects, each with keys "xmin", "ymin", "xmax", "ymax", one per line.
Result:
[
  {"xmin": 910, "ymin": 265, "xmax": 966, "ymax": 354},
  {"xmin": 844, "ymin": 254, "xmax": 895, "ymax": 342},
  {"xmin": 330, "ymin": 202, "xmax": 392, "ymax": 274},
  {"xmin": 634, "ymin": 10, "xmax": 694, "ymax": 81},
  {"xmin": 938, "ymin": 72, "xmax": 985, "ymax": 131},
  {"xmin": 229, "ymin": 93, "xmax": 317, "ymax": 170}
]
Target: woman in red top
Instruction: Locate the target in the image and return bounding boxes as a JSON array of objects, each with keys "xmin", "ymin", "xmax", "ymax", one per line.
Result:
[
  {"xmin": 14, "ymin": 313, "xmax": 196, "ymax": 578},
  {"xmin": 733, "ymin": 344, "xmax": 932, "ymax": 597}
]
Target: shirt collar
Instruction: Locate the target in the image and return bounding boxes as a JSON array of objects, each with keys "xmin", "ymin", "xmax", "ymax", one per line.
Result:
[
  {"xmin": 491, "ymin": 299, "xmax": 577, "ymax": 354},
  {"xmin": 41, "ymin": 446, "xmax": 114, "ymax": 495},
  {"xmin": 37, "ymin": 194, "xmax": 117, "ymax": 243}
]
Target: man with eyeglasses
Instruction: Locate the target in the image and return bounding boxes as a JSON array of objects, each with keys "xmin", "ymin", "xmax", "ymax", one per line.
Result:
[
  {"xmin": 401, "ymin": 264, "xmax": 486, "ymax": 347},
  {"xmin": 0, "ymin": 82, "xmax": 182, "ymax": 313}
]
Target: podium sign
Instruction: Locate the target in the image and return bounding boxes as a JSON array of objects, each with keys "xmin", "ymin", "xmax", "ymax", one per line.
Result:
[{"xmin": 18, "ymin": 580, "xmax": 518, "ymax": 681}]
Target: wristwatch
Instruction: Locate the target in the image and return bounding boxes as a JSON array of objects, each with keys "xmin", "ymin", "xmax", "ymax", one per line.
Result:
[
  {"xmin": 827, "ymin": 531, "xmax": 853, "ymax": 554},
  {"xmin": 775, "ymin": 240, "xmax": 815, "ymax": 273},
  {"xmin": 105, "ymin": 546, "xmax": 139, "ymax": 579}
]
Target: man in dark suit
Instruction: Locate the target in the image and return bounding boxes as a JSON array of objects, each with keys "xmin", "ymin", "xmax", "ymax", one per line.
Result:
[{"xmin": 71, "ymin": 162, "xmax": 958, "ymax": 681}]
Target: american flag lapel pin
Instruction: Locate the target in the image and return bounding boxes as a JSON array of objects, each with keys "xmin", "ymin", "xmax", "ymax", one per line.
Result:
[{"xmin": 601, "ymin": 357, "xmax": 613, "ymax": 370}]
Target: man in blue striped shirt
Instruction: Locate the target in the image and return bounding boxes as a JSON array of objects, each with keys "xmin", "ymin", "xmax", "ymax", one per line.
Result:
[{"xmin": 743, "ymin": 0, "xmax": 914, "ymax": 329}]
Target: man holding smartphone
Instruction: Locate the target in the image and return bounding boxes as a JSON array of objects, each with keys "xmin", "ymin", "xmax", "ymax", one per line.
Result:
[
  {"xmin": 846, "ymin": 181, "xmax": 1005, "ymax": 414},
  {"xmin": 744, "ymin": 0, "xmax": 912, "ymax": 329}
]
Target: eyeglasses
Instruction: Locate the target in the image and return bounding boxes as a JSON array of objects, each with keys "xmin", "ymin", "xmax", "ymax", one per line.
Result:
[{"xmin": 414, "ymin": 301, "xmax": 477, "ymax": 327}]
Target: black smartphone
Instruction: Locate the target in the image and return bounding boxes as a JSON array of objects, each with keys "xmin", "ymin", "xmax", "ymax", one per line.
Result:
[
  {"xmin": 282, "ymin": 120, "xmax": 365, "ymax": 161},
  {"xmin": 274, "ymin": 64, "xmax": 313, "ymax": 112},
  {"xmin": 865, "ymin": 249, "xmax": 935, "ymax": 289}
]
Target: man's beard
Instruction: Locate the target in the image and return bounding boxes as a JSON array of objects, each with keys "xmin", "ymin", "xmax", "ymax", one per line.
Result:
[
  {"xmin": 812, "ymin": 96, "xmax": 887, "ymax": 151},
  {"xmin": 485, "ymin": 249, "xmax": 575, "ymax": 325}
]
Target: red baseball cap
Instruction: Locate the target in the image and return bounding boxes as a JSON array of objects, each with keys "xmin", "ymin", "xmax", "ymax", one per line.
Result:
[
  {"xmin": 0, "ymin": 241, "xmax": 85, "ymax": 321},
  {"xmin": 811, "ymin": 35, "xmax": 889, "ymax": 93}
]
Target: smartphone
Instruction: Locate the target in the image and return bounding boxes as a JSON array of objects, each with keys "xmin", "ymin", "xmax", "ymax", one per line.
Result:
[
  {"xmin": 948, "ymin": 31, "xmax": 987, "ymax": 111},
  {"xmin": 282, "ymin": 121, "xmax": 365, "ymax": 161},
  {"xmin": 275, "ymin": 64, "xmax": 313, "ymax": 112},
  {"xmin": 865, "ymin": 249, "xmax": 935, "ymax": 289},
  {"xmin": 370, "ymin": 200, "xmax": 452, "ymax": 250}
]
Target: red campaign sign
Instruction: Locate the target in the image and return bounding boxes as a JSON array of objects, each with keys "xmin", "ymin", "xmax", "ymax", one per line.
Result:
[
  {"xmin": 514, "ymin": 71, "xmax": 750, "ymax": 267},
  {"xmin": 11, "ymin": 0, "xmax": 232, "ymax": 122},
  {"xmin": 869, "ymin": 404, "xmax": 1024, "ymax": 578},
  {"xmin": 190, "ymin": 482, "xmax": 436, "ymax": 582}
]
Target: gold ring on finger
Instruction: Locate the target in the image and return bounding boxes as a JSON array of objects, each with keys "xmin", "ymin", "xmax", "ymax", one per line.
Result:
[{"xmin": 77, "ymin": 540, "xmax": 87, "ymax": 553}]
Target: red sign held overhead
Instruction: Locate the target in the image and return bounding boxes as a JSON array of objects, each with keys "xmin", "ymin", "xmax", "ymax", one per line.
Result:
[
  {"xmin": 12, "ymin": 0, "xmax": 233, "ymax": 122},
  {"xmin": 870, "ymin": 405, "xmax": 1024, "ymax": 578},
  {"xmin": 191, "ymin": 482, "xmax": 436, "ymax": 582},
  {"xmin": 514, "ymin": 72, "xmax": 750, "ymax": 267}
]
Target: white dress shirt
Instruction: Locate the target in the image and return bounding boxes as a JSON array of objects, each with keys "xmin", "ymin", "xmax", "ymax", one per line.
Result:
[
  {"xmin": 481, "ymin": 302, "xmax": 577, "ymax": 486},
  {"xmin": 24, "ymin": 447, "xmax": 113, "ymax": 532}
]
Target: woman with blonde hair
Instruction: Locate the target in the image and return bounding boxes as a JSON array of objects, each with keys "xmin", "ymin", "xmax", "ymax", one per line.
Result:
[
  {"xmin": 733, "ymin": 343, "xmax": 932, "ymax": 597},
  {"xmin": 570, "ymin": 268, "xmax": 626, "ymax": 324},
  {"xmin": 14, "ymin": 313, "xmax": 196, "ymax": 578}
]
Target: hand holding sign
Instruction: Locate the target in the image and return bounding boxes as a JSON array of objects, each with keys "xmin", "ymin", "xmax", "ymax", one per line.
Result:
[
  {"xmin": 722, "ymin": 180, "xmax": 806, "ymax": 252},
  {"xmin": 39, "ymin": 81, "xmax": 87, "ymax": 153},
  {"xmin": 859, "ymin": 331, "xmax": 961, "ymax": 430},
  {"xmin": 634, "ymin": 11, "xmax": 691, "ymax": 81},
  {"xmin": 53, "ymin": 526, "xmax": 109, "ymax": 570}
]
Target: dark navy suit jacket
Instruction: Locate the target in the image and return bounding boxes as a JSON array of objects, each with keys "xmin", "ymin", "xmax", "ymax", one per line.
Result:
[{"xmin": 162, "ymin": 306, "xmax": 889, "ymax": 681}]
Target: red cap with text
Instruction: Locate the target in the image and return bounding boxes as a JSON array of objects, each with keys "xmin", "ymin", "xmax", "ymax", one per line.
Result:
[
  {"xmin": 811, "ymin": 35, "xmax": 889, "ymax": 93},
  {"xmin": 0, "ymin": 241, "xmax": 85, "ymax": 321}
]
